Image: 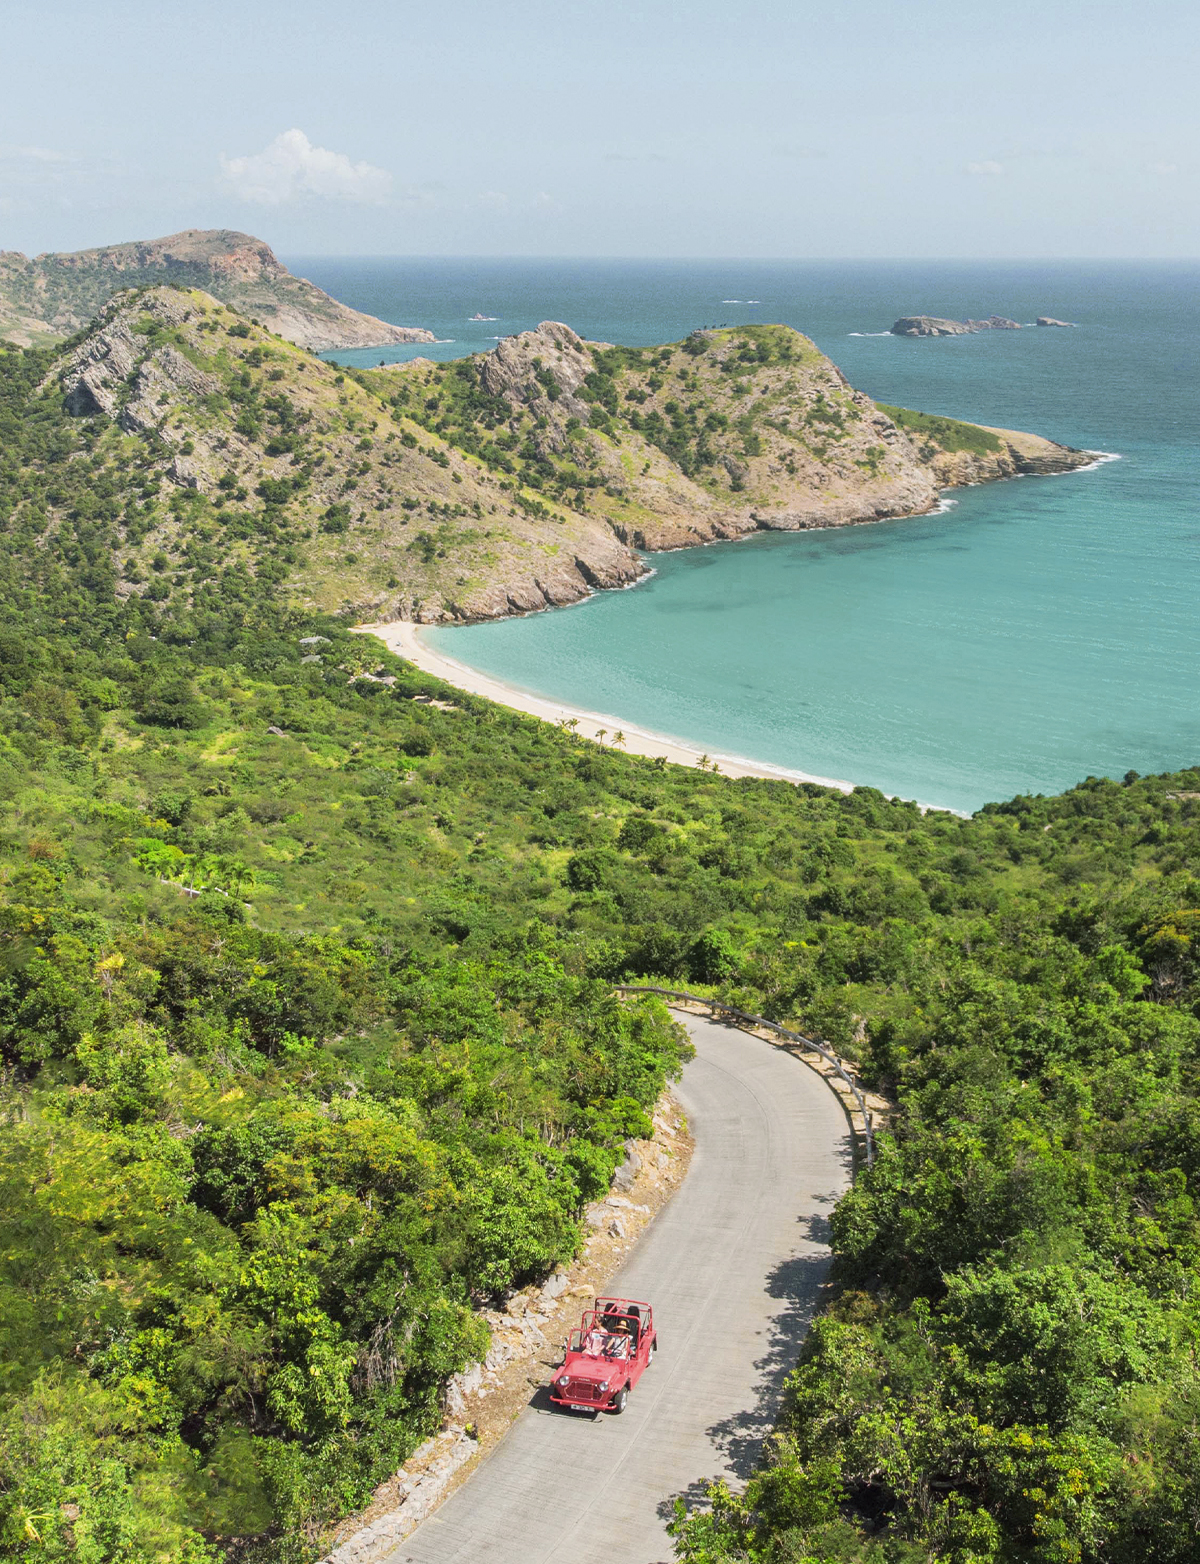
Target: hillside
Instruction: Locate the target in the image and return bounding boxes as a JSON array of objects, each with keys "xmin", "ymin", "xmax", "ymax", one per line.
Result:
[
  {"xmin": 386, "ymin": 322, "xmax": 1090, "ymax": 557},
  {"xmin": 1, "ymin": 416, "xmax": 1200, "ymax": 1561},
  {"xmin": 0, "ymin": 229, "xmax": 434, "ymax": 351},
  {"xmin": 15, "ymin": 288, "xmax": 1092, "ymax": 634},
  {"xmin": 2, "ymin": 281, "xmax": 1200, "ymax": 1564}
]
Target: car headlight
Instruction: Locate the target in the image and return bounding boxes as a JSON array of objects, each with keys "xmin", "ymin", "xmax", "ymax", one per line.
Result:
[
  {"xmin": 556, "ymin": 1375, "xmax": 569, "ymax": 1386},
  {"xmin": 597, "ymin": 1380, "xmax": 609, "ymax": 1392}
]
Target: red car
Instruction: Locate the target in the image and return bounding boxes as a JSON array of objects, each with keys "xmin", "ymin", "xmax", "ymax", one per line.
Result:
[{"xmin": 549, "ymin": 1297, "xmax": 657, "ymax": 1415}]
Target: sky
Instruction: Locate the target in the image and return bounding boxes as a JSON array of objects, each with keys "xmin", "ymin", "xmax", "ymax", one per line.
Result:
[{"xmin": 2, "ymin": 0, "xmax": 1197, "ymax": 258}]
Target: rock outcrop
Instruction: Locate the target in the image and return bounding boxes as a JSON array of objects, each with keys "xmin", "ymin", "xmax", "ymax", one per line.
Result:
[
  {"xmin": 479, "ymin": 320, "xmax": 598, "ymax": 428},
  {"xmin": 922, "ymin": 426, "xmax": 1093, "ymax": 486},
  {"xmin": 892, "ymin": 316, "xmax": 975, "ymax": 337},
  {"xmin": 1037, "ymin": 317, "xmax": 1076, "ymax": 328},
  {"xmin": 0, "ymin": 229, "xmax": 434, "ymax": 351},
  {"xmin": 892, "ymin": 314, "xmax": 1022, "ymax": 336},
  {"xmin": 50, "ymin": 290, "xmax": 220, "ymax": 429}
]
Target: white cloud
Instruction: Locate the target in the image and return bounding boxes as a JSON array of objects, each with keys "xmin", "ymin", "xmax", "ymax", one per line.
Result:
[
  {"xmin": 0, "ymin": 144, "xmax": 72, "ymax": 164},
  {"xmin": 219, "ymin": 129, "xmax": 392, "ymax": 205},
  {"xmin": 1147, "ymin": 160, "xmax": 1179, "ymax": 175},
  {"xmin": 965, "ymin": 160, "xmax": 1005, "ymax": 176}
]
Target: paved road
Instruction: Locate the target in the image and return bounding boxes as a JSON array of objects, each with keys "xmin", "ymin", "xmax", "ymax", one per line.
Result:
[{"xmin": 387, "ymin": 1013, "xmax": 853, "ymax": 1564}]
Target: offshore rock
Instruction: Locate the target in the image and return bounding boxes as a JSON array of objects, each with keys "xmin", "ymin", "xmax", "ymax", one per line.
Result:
[
  {"xmin": 892, "ymin": 314, "xmax": 1021, "ymax": 336},
  {"xmin": 1037, "ymin": 316, "xmax": 1076, "ymax": 327},
  {"xmin": 891, "ymin": 315, "xmax": 975, "ymax": 336}
]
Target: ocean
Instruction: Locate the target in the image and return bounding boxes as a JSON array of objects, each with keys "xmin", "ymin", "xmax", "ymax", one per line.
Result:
[{"xmin": 292, "ymin": 258, "xmax": 1200, "ymax": 813}]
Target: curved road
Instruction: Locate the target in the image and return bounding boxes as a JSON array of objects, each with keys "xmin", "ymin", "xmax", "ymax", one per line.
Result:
[{"xmin": 388, "ymin": 1013, "xmax": 853, "ymax": 1564}]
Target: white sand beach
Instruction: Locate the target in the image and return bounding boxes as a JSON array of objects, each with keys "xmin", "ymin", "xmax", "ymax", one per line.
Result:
[{"xmin": 355, "ymin": 619, "xmax": 855, "ymax": 792}]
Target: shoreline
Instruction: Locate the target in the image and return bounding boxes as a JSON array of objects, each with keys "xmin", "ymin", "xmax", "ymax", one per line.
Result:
[
  {"xmin": 356, "ymin": 455, "xmax": 1118, "ymax": 814},
  {"xmin": 357, "ymin": 619, "xmax": 860, "ymax": 794}
]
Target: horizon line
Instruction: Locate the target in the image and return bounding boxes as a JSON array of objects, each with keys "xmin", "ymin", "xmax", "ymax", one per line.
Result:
[{"xmin": 278, "ymin": 252, "xmax": 1200, "ymax": 264}]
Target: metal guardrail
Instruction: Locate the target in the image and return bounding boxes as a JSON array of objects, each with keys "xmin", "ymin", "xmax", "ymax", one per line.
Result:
[{"xmin": 613, "ymin": 985, "xmax": 876, "ymax": 1167}]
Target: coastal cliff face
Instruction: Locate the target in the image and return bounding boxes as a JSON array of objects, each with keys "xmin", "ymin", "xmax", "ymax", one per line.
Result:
[
  {"xmin": 923, "ymin": 428, "xmax": 1094, "ymax": 485},
  {"xmin": 26, "ymin": 295, "xmax": 1093, "ymax": 629},
  {"xmin": 0, "ymin": 230, "xmax": 434, "ymax": 352}
]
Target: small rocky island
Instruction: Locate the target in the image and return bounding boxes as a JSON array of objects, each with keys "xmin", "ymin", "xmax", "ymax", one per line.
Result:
[
  {"xmin": 891, "ymin": 315, "xmax": 1022, "ymax": 336},
  {"xmin": 892, "ymin": 314, "xmax": 1079, "ymax": 337}
]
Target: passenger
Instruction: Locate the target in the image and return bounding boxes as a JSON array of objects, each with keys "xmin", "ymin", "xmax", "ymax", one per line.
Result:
[{"xmin": 583, "ymin": 1327, "xmax": 607, "ymax": 1356}]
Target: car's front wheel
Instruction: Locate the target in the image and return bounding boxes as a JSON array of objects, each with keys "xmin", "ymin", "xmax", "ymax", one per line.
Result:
[
  {"xmin": 648, "ymin": 1337, "xmax": 657, "ymax": 1363},
  {"xmin": 612, "ymin": 1385, "xmax": 628, "ymax": 1414}
]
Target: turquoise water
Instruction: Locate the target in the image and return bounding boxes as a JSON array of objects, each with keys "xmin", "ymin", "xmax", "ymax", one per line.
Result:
[{"xmin": 293, "ymin": 260, "xmax": 1200, "ymax": 814}]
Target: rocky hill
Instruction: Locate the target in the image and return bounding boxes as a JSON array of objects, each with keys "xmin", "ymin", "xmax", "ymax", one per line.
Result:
[
  {"xmin": 16, "ymin": 289, "xmax": 1092, "ymax": 628},
  {"xmin": 0, "ymin": 229, "xmax": 434, "ymax": 351}
]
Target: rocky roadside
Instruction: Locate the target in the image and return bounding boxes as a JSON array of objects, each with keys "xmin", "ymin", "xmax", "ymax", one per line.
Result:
[{"xmin": 318, "ymin": 1098, "xmax": 694, "ymax": 1564}]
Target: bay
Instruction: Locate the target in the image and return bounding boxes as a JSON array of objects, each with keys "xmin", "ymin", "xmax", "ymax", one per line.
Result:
[{"xmin": 293, "ymin": 258, "xmax": 1200, "ymax": 813}]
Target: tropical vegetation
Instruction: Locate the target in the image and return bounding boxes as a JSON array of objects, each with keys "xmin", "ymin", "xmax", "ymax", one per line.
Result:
[{"xmin": 3, "ymin": 294, "xmax": 1200, "ymax": 1563}]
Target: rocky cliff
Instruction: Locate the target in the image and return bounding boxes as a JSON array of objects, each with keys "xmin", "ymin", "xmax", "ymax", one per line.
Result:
[{"xmin": 0, "ymin": 229, "xmax": 434, "ymax": 351}]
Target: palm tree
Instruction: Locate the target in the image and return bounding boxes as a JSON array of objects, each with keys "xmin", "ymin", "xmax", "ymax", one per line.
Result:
[{"xmin": 612, "ymin": 731, "xmax": 626, "ymax": 749}]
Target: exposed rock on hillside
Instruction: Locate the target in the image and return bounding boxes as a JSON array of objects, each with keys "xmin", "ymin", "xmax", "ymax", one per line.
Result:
[
  {"xmin": 478, "ymin": 320, "xmax": 598, "ymax": 428},
  {"xmin": 0, "ymin": 229, "xmax": 434, "ymax": 351},
  {"xmin": 51, "ymin": 289, "xmax": 220, "ymax": 425}
]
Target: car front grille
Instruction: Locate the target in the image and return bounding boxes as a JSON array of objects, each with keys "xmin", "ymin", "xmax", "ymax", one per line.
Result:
[{"xmin": 564, "ymin": 1377, "xmax": 603, "ymax": 1401}]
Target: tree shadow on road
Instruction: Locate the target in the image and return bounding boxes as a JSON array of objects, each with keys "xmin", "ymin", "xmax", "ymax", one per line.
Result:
[{"xmin": 655, "ymin": 1209, "xmax": 843, "ymax": 1521}]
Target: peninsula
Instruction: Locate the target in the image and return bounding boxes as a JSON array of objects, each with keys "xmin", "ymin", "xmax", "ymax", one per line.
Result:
[
  {"xmin": 25, "ymin": 286, "xmax": 1093, "ymax": 631},
  {"xmin": 0, "ymin": 228, "xmax": 435, "ymax": 352}
]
